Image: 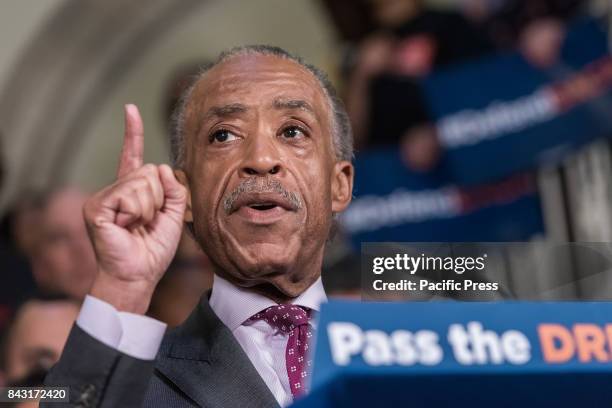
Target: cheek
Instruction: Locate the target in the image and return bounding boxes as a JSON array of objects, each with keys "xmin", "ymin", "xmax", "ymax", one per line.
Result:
[
  {"xmin": 299, "ymin": 163, "xmax": 334, "ymax": 217},
  {"xmin": 47, "ymin": 245, "xmax": 70, "ymax": 265},
  {"xmin": 192, "ymin": 187, "xmax": 216, "ymax": 226},
  {"xmin": 190, "ymin": 167, "xmax": 226, "ymax": 229}
]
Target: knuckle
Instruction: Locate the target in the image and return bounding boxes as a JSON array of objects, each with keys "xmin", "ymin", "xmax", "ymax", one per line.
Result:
[
  {"xmin": 83, "ymin": 194, "xmax": 104, "ymax": 221},
  {"xmin": 137, "ymin": 191, "xmax": 156, "ymax": 212},
  {"xmin": 172, "ymin": 186, "xmax": 188, "ymax": 203},
  {"xmin": 90, "ymin": 215, "xmax": 108, "ymax": 228},
  {"xmin": 123, "ymin": 177, "xmax": 148, "ymax": 193},
  {"xmin": 82, "ymin": 201, "xmax": 95, "ymax": 221},
  {"xmin": 122, "ymin": 196, "xmax": 139, "ymax": 212},
  {"xmin": 146, "ymin": 177, "xmax": 164, "ymax": 201},
  {"xmin": 177, "ymin": 184, "xmax": 188, "ymax": 198},
  {"xmin": 141, "ymin": 163, "xmax": 158, "ymax": 175},
  {"xmin": 118, "ymin": 165, "xmax": 139, "ymax": 179},
  {"xmin": 145, "ymin": 174, "xmax": 162, "ymax": 190}
]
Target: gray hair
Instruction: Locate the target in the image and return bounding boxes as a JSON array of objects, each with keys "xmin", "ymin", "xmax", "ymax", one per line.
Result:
[{"xmin": 169, "ymin": 45, "xmax": 354, "ymax": 168}]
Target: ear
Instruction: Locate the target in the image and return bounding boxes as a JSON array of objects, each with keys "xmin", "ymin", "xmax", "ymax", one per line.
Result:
[
  {"xmin": 331, "ymin": 160, "xmax": 354, "ymax": 213},
  {"xmin": 174, "ymin": 169, "xmax": 193, "ymax": 222}
]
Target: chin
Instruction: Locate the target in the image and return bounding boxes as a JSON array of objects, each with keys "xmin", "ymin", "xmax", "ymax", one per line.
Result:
[
  {"xmin": 235, "ymin": 241, "xmax": 297, "ymax": 277},
  {"xmin": 271, "ymin": 276, "xmax": 314, "ymax": 298}
]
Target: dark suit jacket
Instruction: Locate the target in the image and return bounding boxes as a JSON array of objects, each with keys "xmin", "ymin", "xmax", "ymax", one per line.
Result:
[{"xmin": 43, "ymin": 293, "xmax": 280, "ymax": 408}]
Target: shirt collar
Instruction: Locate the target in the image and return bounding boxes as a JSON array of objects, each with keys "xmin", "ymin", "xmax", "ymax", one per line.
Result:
[{"xmin": 209, "ymin": 274, "xmax": 327, "ymax": 331}]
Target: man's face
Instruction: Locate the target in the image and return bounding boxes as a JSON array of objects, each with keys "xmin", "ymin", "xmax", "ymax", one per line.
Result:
[
  {"xmin": 177, "ymin": 54, "xmax": 353, "ymax": 298},
  {"xmin": 32, "ymin": 189, "xmax": 97, "ymax": 300},
  {"xmin": 5, "ymin": 300, "xmax": 79, "ymax": 382}
]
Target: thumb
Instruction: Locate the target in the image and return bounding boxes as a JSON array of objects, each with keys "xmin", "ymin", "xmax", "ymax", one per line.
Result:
[{"xmin": 159, "ymin": 164, "xmax": 187, "ymax": 216}]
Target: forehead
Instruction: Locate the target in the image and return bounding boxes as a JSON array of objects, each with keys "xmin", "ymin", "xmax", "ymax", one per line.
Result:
[{"xmin": 188, "ymin": 54, "xmax": 330, "ymax": 119}]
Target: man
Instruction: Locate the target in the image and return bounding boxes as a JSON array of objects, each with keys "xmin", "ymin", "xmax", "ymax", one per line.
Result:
[
  {"xmin": 4, "ymin": 298, "xmax": 79, "ymax": 383},
  {"xmin": 44, "ymin": 45, "xmax": 354, "ymax": 407},
  {"xmin": 31, "ymin": 188, "xmax": 98, "ymax": 300}
]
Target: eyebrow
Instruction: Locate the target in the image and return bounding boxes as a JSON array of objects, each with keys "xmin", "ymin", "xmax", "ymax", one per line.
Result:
[
  {"xmin": 198, "ymin": 98, "xmax": 315, "ymax": 134},
  {"xmin": 272, "ymin": 98, "xmax": 314, "ymax": 114},
  {"xmin": 203, "ymin": 103, "xmax": 248, "ymax": 122}
]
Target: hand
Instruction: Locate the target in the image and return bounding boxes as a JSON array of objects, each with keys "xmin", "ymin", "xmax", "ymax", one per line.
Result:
[{"xmin": 85, "ymin": 104, "xmax": 187, "ymax": 313}]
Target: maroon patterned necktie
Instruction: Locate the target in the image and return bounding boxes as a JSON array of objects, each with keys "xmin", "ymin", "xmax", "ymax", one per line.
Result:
[{"xmin": 251, "ymin": 305, "xmax": 314, "ymax": 398}]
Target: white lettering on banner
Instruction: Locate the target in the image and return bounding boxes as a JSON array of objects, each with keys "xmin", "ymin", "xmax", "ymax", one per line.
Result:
[
  {"xmin": 437, "ymin": 55, "xmax": 612, "ymax": 149},
  {"xmin": 328, "ymin": 322, "xmax": 364, "ymax": 366},
  {"xmin": 447, "ymin": 322, "xmax": 531, "ymax": 365},
  {"xmin": 438, "ymin": 89, "xmax": 557, "ymax": 148},
  {"xmin": 327, "ymin": 323, "xmax": 442, "ymax": 366},
  {"xmin": 341, "ymin": 187, "xmax": 460, "ymax": 234},
  {"xmin": 327, "ymin": 321, "xmax": 531, "ymax": 367}
]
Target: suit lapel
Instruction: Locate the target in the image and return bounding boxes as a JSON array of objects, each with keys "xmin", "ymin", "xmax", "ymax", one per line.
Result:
[{"xmin": 155, "ymin": 293, "xmax": 280, "ymax": 408}]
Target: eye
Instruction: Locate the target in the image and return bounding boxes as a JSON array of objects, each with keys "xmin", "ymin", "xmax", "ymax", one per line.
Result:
[
  {"xmin": 210, "ymin": 129, "xmax": 238, "ymax": 144},
  {"xmin": 281, "ymin": 126, "xmax": 306, "ymax": 139}
]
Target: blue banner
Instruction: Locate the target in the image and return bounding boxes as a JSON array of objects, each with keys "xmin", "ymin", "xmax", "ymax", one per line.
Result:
[
  {"xmin": 423, "ymin": 18, "xmax": 612, "ymax": 185},
  {"xmin": 294, "ymin": 301, "xmax": 612, "ymax": 407},
  {"xmin": 340, "ymin": 149, "xmax": 544, "ymax": 246}
]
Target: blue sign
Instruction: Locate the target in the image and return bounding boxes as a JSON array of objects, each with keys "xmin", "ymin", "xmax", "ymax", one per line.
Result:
[
  {"xmin": 293, "ymin": 301, "xmax": 612, "ymax": 407},
  {"xmin": 423, "ymin": 18, "xmax": 612, "ymax": 185},
  {"xmin": 340, "ymin": 149, "xmax": 544, "ymax": 246}
]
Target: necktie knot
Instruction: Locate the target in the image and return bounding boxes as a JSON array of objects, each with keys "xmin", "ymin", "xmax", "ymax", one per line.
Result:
[{"xmin": 251, "ymin": 304, "xmax": 310, "ymax": 334}]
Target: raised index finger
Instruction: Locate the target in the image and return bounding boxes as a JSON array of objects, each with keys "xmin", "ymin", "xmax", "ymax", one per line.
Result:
[{"xmin": 117, "ymin": 104, "xmax": 144, "ymax": 178}]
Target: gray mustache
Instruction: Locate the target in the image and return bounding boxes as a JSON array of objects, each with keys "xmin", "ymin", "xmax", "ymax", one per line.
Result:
[{"xmin": 223, "ymin": 177, "xmax": 303, "ymax": 214}]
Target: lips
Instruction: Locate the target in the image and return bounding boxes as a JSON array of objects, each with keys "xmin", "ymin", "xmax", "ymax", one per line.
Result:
[
  {"xmin": 228, "ymin": 191, "xmax": 299, "ymax": 224},
  {"xmin": 229, "ymin": 192, "xmax": 299, "ymax": 214}
]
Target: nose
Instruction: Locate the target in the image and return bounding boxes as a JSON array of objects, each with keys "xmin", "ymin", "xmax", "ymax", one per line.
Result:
[{"xmin": 239, "ymin": 132, "xmax": 283, "ymax": 177}]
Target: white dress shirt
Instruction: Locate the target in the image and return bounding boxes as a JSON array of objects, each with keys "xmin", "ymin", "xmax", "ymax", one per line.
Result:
[{"xmin": 77, "ymin": 274, "xmax": 327, "ymax": 407}]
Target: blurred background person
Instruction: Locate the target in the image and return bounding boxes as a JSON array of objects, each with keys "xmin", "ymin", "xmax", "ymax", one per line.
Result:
[
  {"xmin": 29, "ymin": 187, "xmax": 97, "ymax": 300},
  {"xmin": 342, "ymin": 0, "xmax": 493, "ymax": 172},
  {"xmin": 2, "ymin": 297, "xmax": 79, "ymax": 384},
  {"xmin": 345, "ymin": 0, "xmax": 487, "ymax": 142},
  {"xmin": 339, "ymin": 0, "xmax": 588, "ymax": 173},
  {"xmin": 0, "ymin": 185, "xmax": 93, "ymax": 388},
  {"xmin": 462, "ymin": 0, "xmax": 585, "ymax": 67},
  {"xmin": 5, "ymin": 367, "xmax": 48, "ymax": 408}
]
